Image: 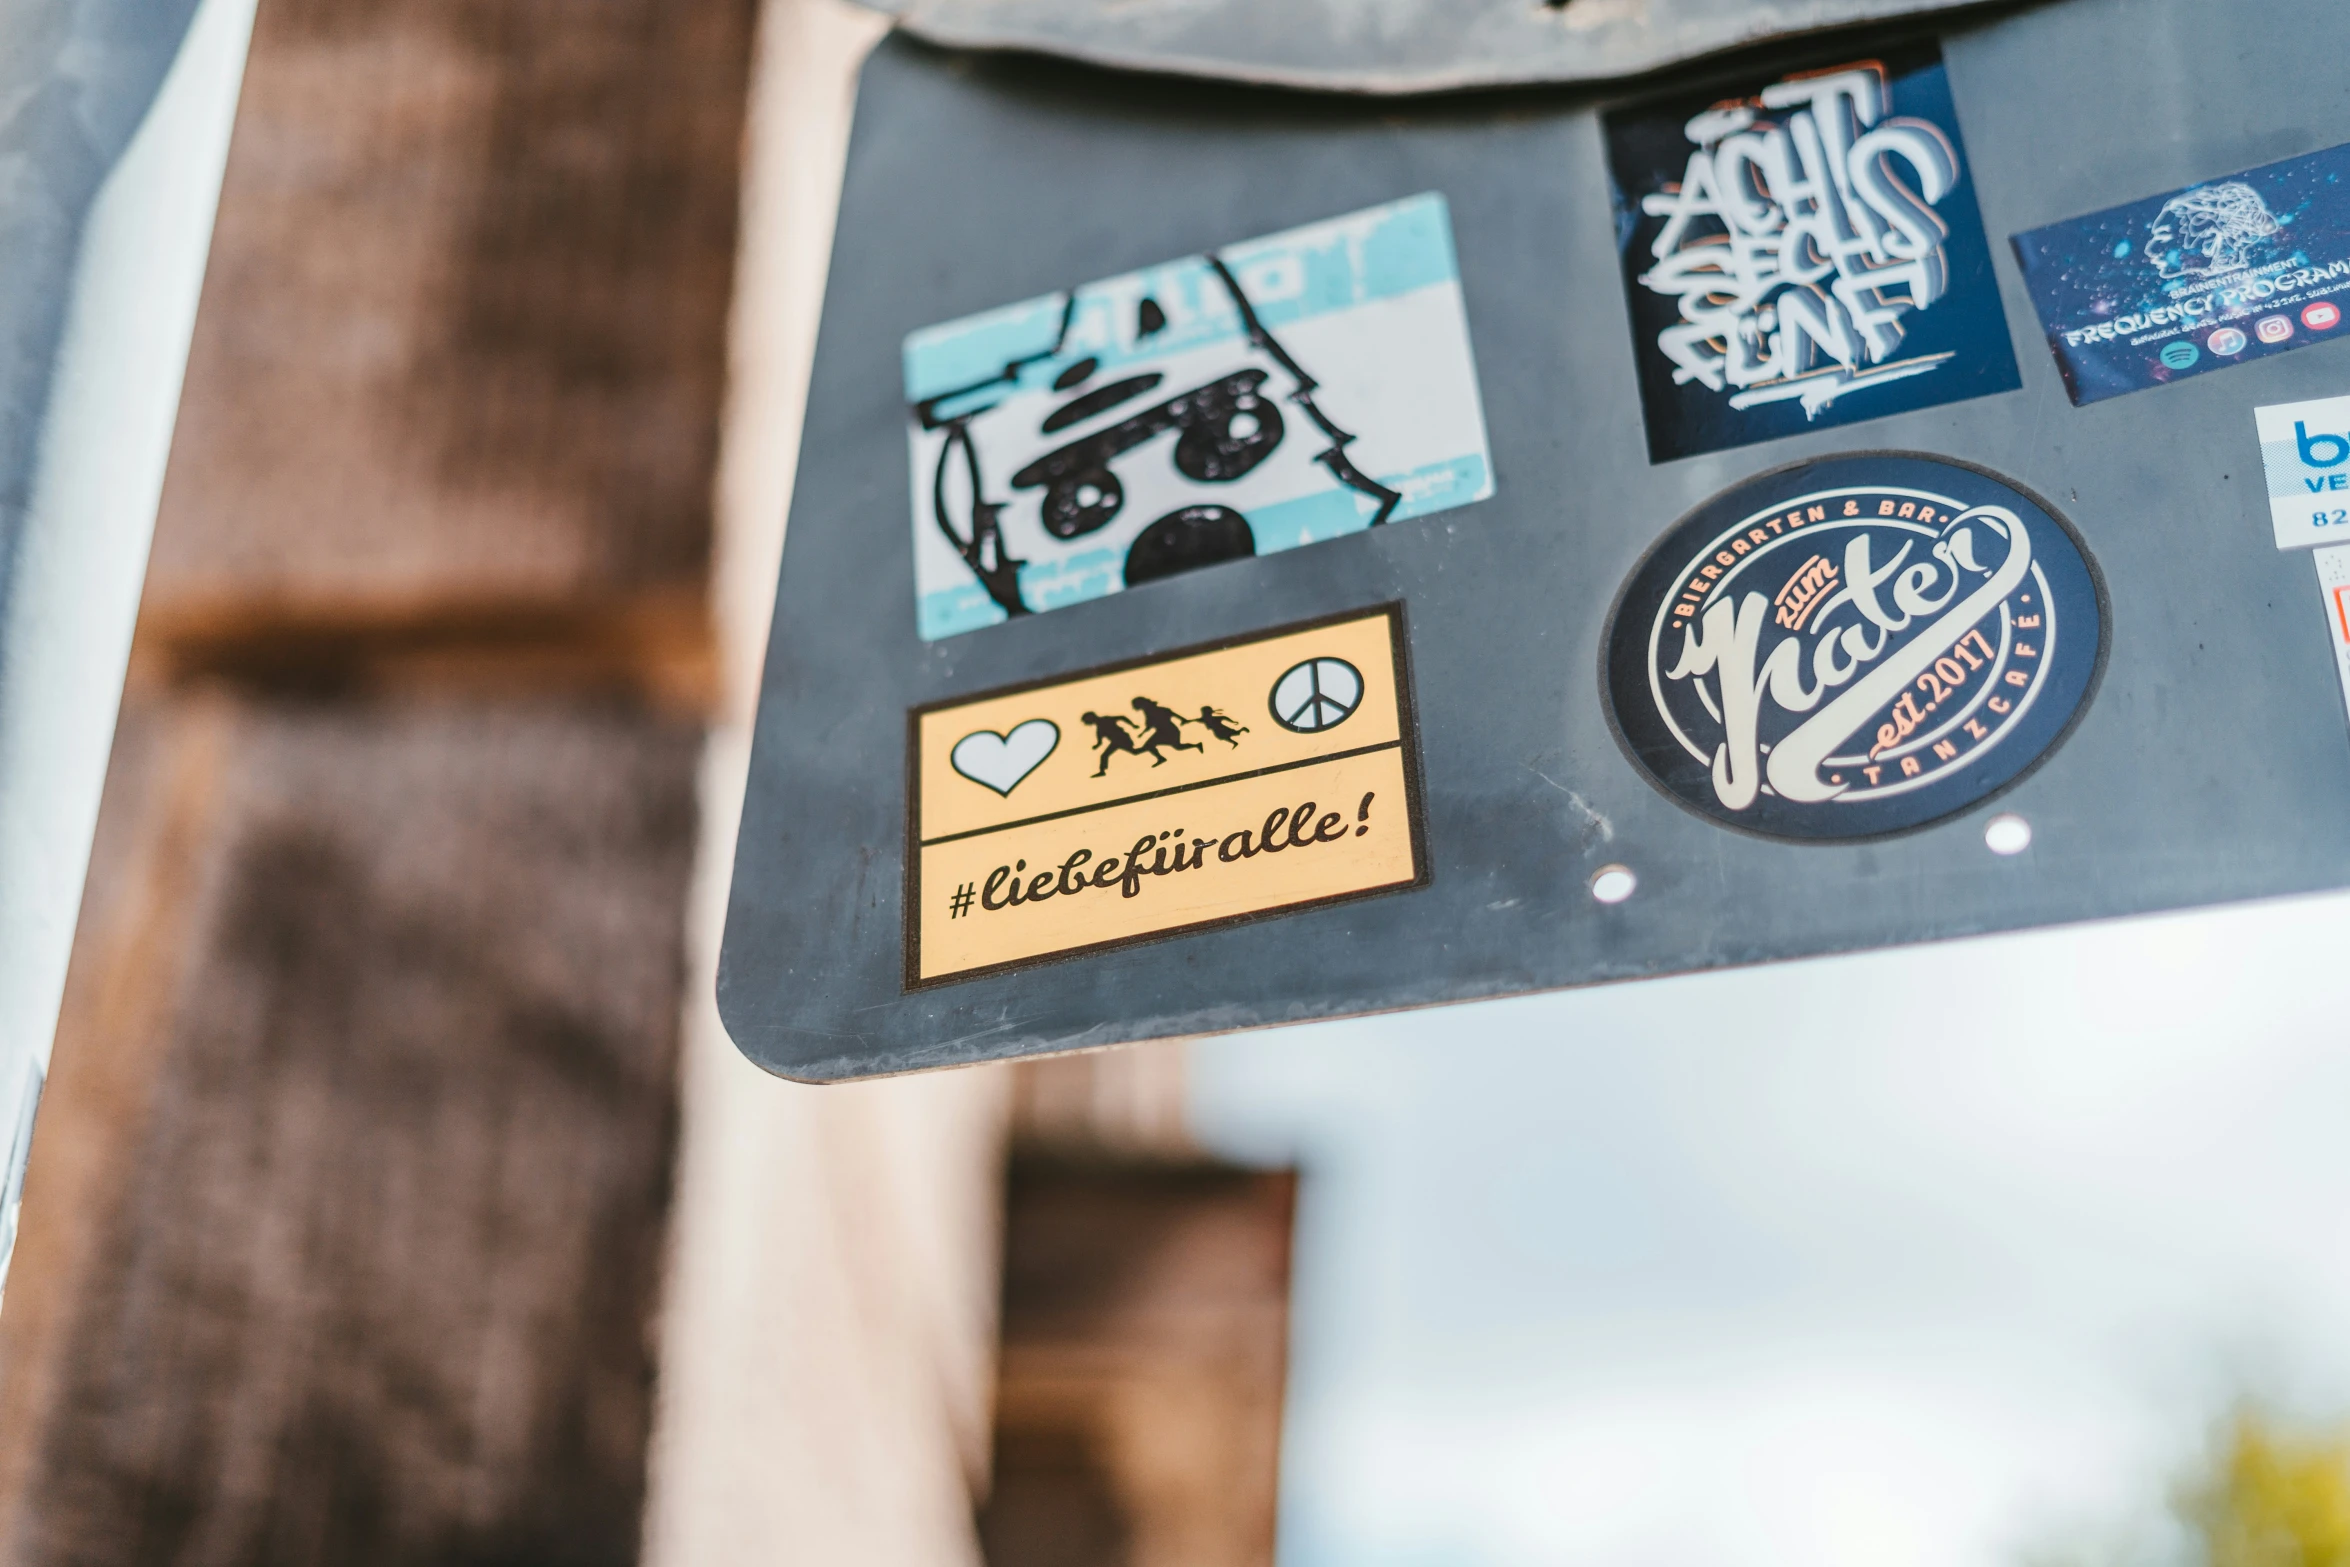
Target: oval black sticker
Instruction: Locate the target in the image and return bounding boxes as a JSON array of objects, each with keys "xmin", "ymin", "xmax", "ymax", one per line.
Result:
[{"xmin": 1603, "ymin": 454, "xmax": 2105, "ymax": 841}]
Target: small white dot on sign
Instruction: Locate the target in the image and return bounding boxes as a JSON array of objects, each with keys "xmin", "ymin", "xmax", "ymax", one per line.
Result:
[
  {"xmin": 1228, "ymin": 411, "xmax": 1260, "ymax": 440},
  {"xmin": 1589, "ymin": 865, "xmax": 1637, "ymax": 904},
  {"xmin": 1984, "ymin": 813, "xmax": 2032, "ymax": 856}
]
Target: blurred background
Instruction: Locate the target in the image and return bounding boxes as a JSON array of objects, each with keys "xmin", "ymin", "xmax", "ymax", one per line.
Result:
[{"xmin": 0, "ymin": 0, "xmax": 2346, "ymax": 1563}]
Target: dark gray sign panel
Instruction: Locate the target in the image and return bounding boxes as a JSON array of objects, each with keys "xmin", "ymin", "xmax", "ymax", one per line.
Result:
[{"xmin": 721, "ymin": 0, "xmax": 2350, "ymax": 1081}]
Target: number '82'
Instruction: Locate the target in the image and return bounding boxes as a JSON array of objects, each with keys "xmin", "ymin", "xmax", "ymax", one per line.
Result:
[{"xmin": 2313, "ymin": 508, "xmax": 2350, "ymax": 528}]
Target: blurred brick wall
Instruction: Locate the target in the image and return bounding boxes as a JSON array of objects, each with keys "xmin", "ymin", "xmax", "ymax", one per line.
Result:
[
  {"xmin": 0, "ymin": 0, "xmax": 1288, "ymax": 1560},
  {"xmin": 0, "ymin": 0, "xmax": 750, "ymax": 1552},
  {"xmin": 979, "ymin": 1157, "xmax": 1293, "ymax": 1567},
  {"xmin": 11, "ymin": 705, "xmax": 699, "ymax": 1566},
  {"xmin": 131, "ymin": 0, "xmax": 753, "ymax": 702}
]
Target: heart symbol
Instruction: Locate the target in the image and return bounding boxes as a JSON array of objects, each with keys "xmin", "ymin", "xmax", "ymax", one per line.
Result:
[{"xmin": 951, "ymin": 719, "xmax": 1059, "ymax": 797}]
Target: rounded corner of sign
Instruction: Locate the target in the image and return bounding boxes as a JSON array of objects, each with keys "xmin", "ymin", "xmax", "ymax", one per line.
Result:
[
  {"xmin": 757, "ymin": 1056, "xmax": 865, "ymax": 1087},
  {"xmin": 720, "ymin": 1016, "xmax": 872, "ymax": 1086},
  {"xmin": 709, "ymin": 979, "xmax": 815, "ymax": 1082}
]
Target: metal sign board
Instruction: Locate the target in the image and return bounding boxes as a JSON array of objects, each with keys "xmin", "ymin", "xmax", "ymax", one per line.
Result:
[
  {"xmin": 721, "ymin": 0, "xmax": 2350, "ymax": 1080},
  {"xmin": 854, "ymin": 0, "xmax": 1996, "ymax": 94}
]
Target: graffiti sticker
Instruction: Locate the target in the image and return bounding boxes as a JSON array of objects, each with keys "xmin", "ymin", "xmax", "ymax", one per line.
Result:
[
  {"xmin": 1604, "ymin": 455, "xmax": 2104, "ymax": 841},
  {"xmin": 905, "ymin": 606, "xmax": 1427, "ymax": 985},
  {"xmin": 903, "ymin": 196, "xmax": 1493, "ymax": 641},
  {"xmin": 2013, "ymin": 141, "xmax": 2350, "ymax": 405},
  {"xmin": 1603, "ymin": 44, "xmax": 2020, "ymax": 462}
]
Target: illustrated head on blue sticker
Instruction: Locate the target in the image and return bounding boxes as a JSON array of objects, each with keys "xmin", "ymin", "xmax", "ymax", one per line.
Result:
[
  {"xmin": 2147, "ymin": 182, "xmax": 2281, "ymax": 281},
  {"xmin": 2011, "ymin": 141, "xmax": 2350, "ymax": 407}
]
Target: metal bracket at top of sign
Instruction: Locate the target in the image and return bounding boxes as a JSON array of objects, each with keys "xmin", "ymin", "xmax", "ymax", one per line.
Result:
[{"xmin": 853, "ymin": 0, "xmax": 2004, "ymax": 94}]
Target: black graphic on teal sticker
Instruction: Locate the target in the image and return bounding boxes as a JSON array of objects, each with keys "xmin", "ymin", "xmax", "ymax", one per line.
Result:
[
  {"xmin": 904, "ymin": 194, "xmax": 1492, "ymax": 640},
  {"xmin": 2012, "ymin": 141, "xmax": 2350, "ymax": 406},
  {"xmin": 1603, "ymin": 44, "xmax": 2020, "ymax": 464},
  {"xmin": 1604, "ymin": 455, "xmax": 2104, "ymax": 842}
]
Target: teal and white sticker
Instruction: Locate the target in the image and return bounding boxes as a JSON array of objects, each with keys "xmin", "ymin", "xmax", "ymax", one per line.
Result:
[
  {"xmin": 2258, "ymin": 392, "xmax": 2350, "ymax": 550},
  {"xmin": 903, "ymin": 194, "xmax": 1493, "ymax": 641}
]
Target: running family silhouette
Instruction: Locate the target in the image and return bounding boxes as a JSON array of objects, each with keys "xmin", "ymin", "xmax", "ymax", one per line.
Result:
[{"xmin": 1082, "ymin": 695, "xmax": 1249, "ymax": 776}]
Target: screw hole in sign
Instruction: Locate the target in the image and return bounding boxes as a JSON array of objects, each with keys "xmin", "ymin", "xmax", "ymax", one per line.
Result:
[
  {"xmin": 1984, "ymin": 813, "xmax": 2033, "ymax": 856},
  {"xmin": 1589, "ymin": 865, "xmax": 1637, "ymax": 905}
]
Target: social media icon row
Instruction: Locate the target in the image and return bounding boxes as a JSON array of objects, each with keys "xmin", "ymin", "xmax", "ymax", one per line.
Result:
[{"xmin": 2166, "ymin": 302, "xmax": 2341, "ymax": 370}]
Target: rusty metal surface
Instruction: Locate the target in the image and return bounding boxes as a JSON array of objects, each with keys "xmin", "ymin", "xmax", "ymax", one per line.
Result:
[{"xmin": 857, "ymin": 0, "xmax": 2008, "ymax": 94}]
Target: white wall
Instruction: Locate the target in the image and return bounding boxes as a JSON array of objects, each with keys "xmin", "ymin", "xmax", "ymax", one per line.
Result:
[
  {"xmin": 640, "ymin": 4, "xmax": 1017, "ymax": 1562},
  {"xmin": 0, "ymin": 0, "xmax": 256, "ymax": 1306}
]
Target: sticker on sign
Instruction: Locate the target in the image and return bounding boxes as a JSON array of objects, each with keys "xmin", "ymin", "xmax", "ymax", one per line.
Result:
[
  {"xmin": 903, "ymin": 196, "xmax": 1492, "ymax": 640},
  {"xmin": 903, "ymin": 605, "xmax": 1427, "ymax": 987},
  {"xmin": 1600, "ymin": 42, "xmax": 2018, "ymax": 462},
  {"xmin": 2311, "ymin": 544, "xmax": 2350, "ymax": 730},
  {"xmin": 2013, "ymin": 140, "xmax": 2350, "ymax": 405},
  {"xmin": 2255, "ymin": 393, "xmax": 2350, "ymax": 549}
]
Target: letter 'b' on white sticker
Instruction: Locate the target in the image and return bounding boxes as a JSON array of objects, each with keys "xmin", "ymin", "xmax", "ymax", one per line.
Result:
[{"xmin": 2256, "ymin": 392, "xmax": 2350, "ymax": 550}]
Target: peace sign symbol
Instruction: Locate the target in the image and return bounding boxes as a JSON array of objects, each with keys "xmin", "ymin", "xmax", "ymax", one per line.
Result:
[{"xmin": 1269, "ymin": 656, "xmax": 1364, "ymax": 733}]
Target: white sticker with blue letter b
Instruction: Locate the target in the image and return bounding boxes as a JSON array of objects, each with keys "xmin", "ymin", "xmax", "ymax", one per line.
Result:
[{"xmin": 2256, "ymin": 393, "xmax": 2350, "ymax": 550}]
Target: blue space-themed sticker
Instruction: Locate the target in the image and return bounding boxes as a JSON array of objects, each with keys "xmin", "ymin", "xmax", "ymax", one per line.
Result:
[
  {"xmin": 1603, "ymin": 43, "xmax": 2021, "ymax": 463},
  {"xmin": 902, "ymin": 194, "xmax": 1493, "ymax": 641},
  {"xmin": 1604, "ymin": 454, "xmax": 2105, "ymax": 842},
  {"xmin": 2012, "ymin": 141, "xmax": 2350, "ymax": 405}
]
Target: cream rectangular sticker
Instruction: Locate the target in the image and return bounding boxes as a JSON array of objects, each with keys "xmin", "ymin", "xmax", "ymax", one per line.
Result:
[
  {"xmin": 906, "ymin": 606, "xmax": 1426, "ymax": 987},
  {"xmin": 2256, "ymin": 392, "xmax": 2350, "ymax": 549}
]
